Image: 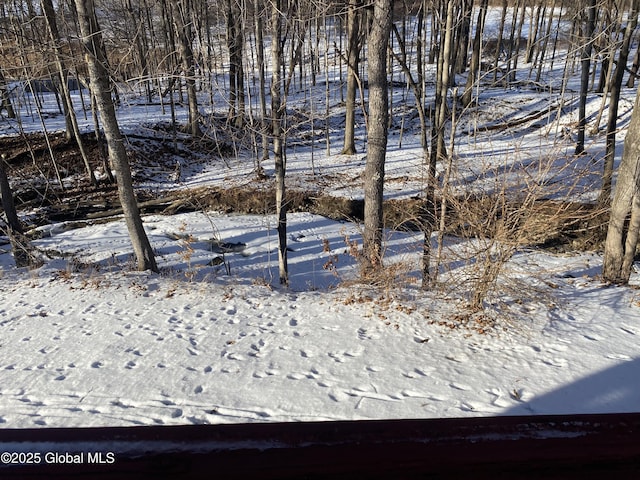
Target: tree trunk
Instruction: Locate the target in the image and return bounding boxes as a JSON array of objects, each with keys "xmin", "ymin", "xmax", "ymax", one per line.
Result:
[
  {"xmin": 454, "ymin": 0, "xmax": 473, "ymax": 75},
  {"xmin": 254, "ymin": 0, "xmax": 269, "ymax": 165},
  {"xmin": 362, "ymin": 0, "xmax": 392, "ymax": 272},
  {"xmin": 342, "ymin": 0, "xmax": 362, "ymax": 155},
  {"xmin": 74, "ymin": 0, "xmax": 158, "ymax": 273},
  {"xmin": 575, "ymin": 0, "xmax": 596, "ymax": 156},
  {"xmin": 271, "ymin": 0, "xmax": 288, "ymax": 285},
  {"xmin": 461, "ymin": 0, "xmax": 489, "ymax": 107},
  {"xmin": 603, "ymin": 85, "xmax": 640, "ymax": 284},
  {"xmin": 170, "ymin": 0, "xmax": 202, "ymax": 138},
  {"xmin": 41, "ymin": 0, "xmax": 96, "ymax": 185},
  {"xmin": 599, "ymin": 3, "xmax": 639, "ymax": 207},
  {"xmin": 227, "ymin": 0, "xmax": 245, "ymax": 128},
  {"xmin": 0, "ymin": 155, "xmax": 35, "ymax": 267}
]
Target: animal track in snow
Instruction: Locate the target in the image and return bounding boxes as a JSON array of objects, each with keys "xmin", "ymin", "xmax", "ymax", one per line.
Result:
[
  {"xmin": 620, "ymin": 325, "xmax": 638, "ymax": 336},
  {"xmin": 606, "ymin": 353, "xmax": 633, "ymax": 361},
  {"xmin": 357, "ymin": 328, "xmax": 380, "ymax": 341},
  {"xmin": 449, "ymin": 382, "xmax": 471, "ymax": 391},
  {"xmin": 583, "ymin": 333, "xmax": 604, "ymax": 342},
  {"xmin": 541, "ymin": 357, "xmax": 568, "ymax": 368}
]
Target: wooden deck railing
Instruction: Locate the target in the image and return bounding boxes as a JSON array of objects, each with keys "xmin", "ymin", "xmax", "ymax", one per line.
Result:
[{"xmin": 0, "ymin": 413, "xmax": 639, "ymax": 478}]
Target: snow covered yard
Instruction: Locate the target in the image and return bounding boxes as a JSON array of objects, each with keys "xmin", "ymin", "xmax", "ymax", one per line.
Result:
[{"xmin": 0, "ymin": 211, "xmax": 639, "ymax": 428}]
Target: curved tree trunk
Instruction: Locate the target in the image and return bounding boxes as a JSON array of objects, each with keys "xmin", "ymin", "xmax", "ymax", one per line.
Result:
[
  {"xmin": 74, "ymin": 0, "xmax": 158, "ymax": 273},
  {"xmin": 603, "ymin": 86, "xmax": 640, "ymax": 284}
]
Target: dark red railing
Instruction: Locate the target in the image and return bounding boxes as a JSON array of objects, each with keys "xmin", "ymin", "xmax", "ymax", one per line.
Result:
[{"xmin": 0, "ymin": 413, "xmax": 639, "ymax": 479}]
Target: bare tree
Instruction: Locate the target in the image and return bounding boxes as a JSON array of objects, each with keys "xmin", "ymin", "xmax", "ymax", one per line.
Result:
[
  {"xmin": 603, "ymin": 84, "xmax": 640, "ymax": 284},
  {"xmin": 342, "ymin": 0, "xmax": 364, "ymax": 155},
  {"xmin": 226, "ymin": 0, "xmax": 245, "ymax": 127},
  {"xmin": 253, "ymin": 0, "xmax": 269, "ymax": 169},
  {"xmin": 575, "ymin": 0, "xmax": 597, "ymax": 156},
  {"xmin": 170, "ymin": 0, "xmax": 202, "ymax": 138},
  {"xmin": 362, "ymin": 0, "xmax": 392, "ymax": 272},
  {"xmin": 599, "ymin": 1, "xmax": 638, "ymax": 207},
  {"xmin": 271, "ymin": 0, "xmax": 288, "ymax": 285},
  {"xmin": 74, "ymin": 0, "xmax": 158, "ymax": 272},
  {"xmin": 41, "ymin": 0, "xmax": 96, "ymax": 185},
  {"xmin": 461, "ymin": 0, "xmax": 489, "ymax": 108}
]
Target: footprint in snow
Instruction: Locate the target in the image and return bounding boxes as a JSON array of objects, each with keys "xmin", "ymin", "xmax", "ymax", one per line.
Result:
[
  {"xmin": 541, "ymin": 357, "xmax": 568, "ymax": 368},
  {"xmin": 583, "ymin": 333, "xmax": 604, "ymax": 342},
  {"xmin": 619, "ymin": 325, "xmax": 638, "ymax": 336},
  {"xmin": 449, "ymin": 382, "xmax": 471, "ymax": 391},
  {"xmin": 606, "ymin": 353, "xmax": 633, "ymax": 361},
  {"xmin": 328, "ymin": 390, "xmax": 349, "ymax": 403}
]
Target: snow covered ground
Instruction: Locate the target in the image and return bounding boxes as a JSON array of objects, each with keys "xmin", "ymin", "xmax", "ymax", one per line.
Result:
[{"xmin": 0, "ymin": 210, "xmax": 639, "ymax": 428}]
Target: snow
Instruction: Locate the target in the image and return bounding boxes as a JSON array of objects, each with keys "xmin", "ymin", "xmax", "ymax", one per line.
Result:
[
  {"xmin": 1, "ymin": 7, "xmax": 639, "ymax": 429},
  {"xmin": 0, "ymin": 210, "xmax": 639, "ymax": 428}
]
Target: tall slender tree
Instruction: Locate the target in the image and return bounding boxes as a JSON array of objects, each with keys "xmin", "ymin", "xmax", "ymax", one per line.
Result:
[
  {"xmin": 362, "ymin": 0, "xmax": 392, "ymax": 272},
  {"xmin": 599, "ymin": 1, "xmax": 639, "ymax": 207},
  {"xmin": 271, "ymin": 0, "xmax": 288, "ymax": 285},
  {"xmin": 342, "ymin": 0, "xmax": 363, "ymax": 155},
  {"xmin": 41, "ymin": 0, "xmax": 96, "ymax": 185},
  {"xmin": 226, "ymin": 0, "xmax": 245, "ymax": 127},
  {"xmin": 603, "ymin": 82, "xmax": 640, "ymax": 284},
  {"xmin": 170, "ymin": 0, "xmax": 202, "ymax": 138},
  {"xmin": 74, "ymin": 0, "xmax": 158, "ymax": 272},
  {"xmin": 575, "ymin": 0, "xmax": 597, "ymax": 156}
]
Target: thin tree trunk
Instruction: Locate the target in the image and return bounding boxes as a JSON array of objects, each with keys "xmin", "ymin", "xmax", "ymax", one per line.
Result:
[
  {"xmin": 362, "ymin": 0, "xmax": 392, "ymax": 272},
  {"xmin": 462, "ymin": 0, "xmax": 489, "ymax": 107},
  {"xmin": 254, "ymin": 0, "xmax": 269, "ymax": 167},
  {"xmin": 603, "ymin": 85, "xmax": 640, "ymax": 284},
  {"xmin": 342, "ymin": 0, "xmax": 362, "ymax": 155},
  {"xmin": 0, "ymin": 155, "xmax": 36, "ymax": 267},
  {"xmin": 599, "ymin": 2, "xmax": 639, "ymax": 207},
  {"xmin": 170, "ymin": 0, "xmax": 202, "ymax": 138},
  {"xmin": 74, "ymin": 0, "xmax": 158, "ymax": 273},
  {"xmin": 41, "ymin": 0, "xmax": 96, "ymax": 185},
  {"xmin": 575, "ymin": 0, "xmax": 597, "ymax": 156},
  {"xmin": 271, "ymin": 0, "xmax": 288, "ymax": 285}
]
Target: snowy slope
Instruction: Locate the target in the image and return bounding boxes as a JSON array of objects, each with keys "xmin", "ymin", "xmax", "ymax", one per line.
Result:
[{"xmin": 0, "ymin": 212, "xmax": 638, "ymax": 428}]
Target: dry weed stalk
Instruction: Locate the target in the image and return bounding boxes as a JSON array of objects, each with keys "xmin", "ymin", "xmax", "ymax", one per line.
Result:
[{"xmin": 434, "ymin": 144, "xmax": 602, "ymax": 314}]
